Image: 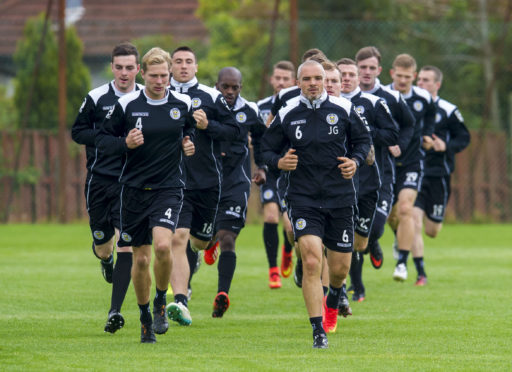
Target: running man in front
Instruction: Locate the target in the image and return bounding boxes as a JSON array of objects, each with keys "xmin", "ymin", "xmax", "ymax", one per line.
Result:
[
  {"xmin": 262, "ymin": 60, "xmax": 371, "ymax": 349},
  {"xmin": 95, "ymin": 47, "xmax": 196, "ymax": 343}
]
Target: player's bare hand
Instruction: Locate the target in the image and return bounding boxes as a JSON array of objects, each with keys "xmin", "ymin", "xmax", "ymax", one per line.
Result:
[
  {"xmin": 432, "ymin": 134, "xmax": 446, "ymax": 152},
  {"xmin": 252, "ymin": 168, "xmax": 267, "ymax": 186},
  {"xmin": 193, "ymin": 109, "xmax": 209, "ymax": 130},
  {"xmin": 366, "ymin": 145, "xmax": 375, "ymax": 165},
  {"xmin": 388, "ymin": 145, "xmax": 401, "ymax": 157},
  {"xmin": 422, "ymin": 135, "xmax": 434, "ymax": 150},
  {"xmin": 278, "ymin": 148, "xmax": 298, "ymax": 171},
  {"xmin": 126, "ymin": 128, "xmax": 143, "ymax": 149},
  {"xmin": 337, "ymin": 157, "xmax": 357, "ymax": 179},
  {"xmin": 182, "ymin": 136, "xmax": 195, "ymax": 156}
]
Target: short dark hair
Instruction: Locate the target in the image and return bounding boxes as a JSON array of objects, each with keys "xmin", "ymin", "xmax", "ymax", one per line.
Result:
[
  {"xmin": 111, "ymin": 42, "xmax": 139, "ymax": 63},
  {"xmin": 420, "ymin": 65, "xmax": 443, "ymax": 83},
  {"xmin": 301, "ymin": 48, "xmax": 327, "ymax": 62},
  {"xmin": 307, "ymin": 55, "xmax": 328, "ymax": 64},
  {"xmin": 336, "ymin": 58, "xmax": 356, "ymax": 66},
  {"xmin": 355, "ymin": 46, "xmax": 381, "ymax": 64},
  {"xmin": 273, "ymin": 60, "xmax": 296, "ymax": 77},
  {"xmin": 171, "ymin": 46, "xmax": 196, "ymax": 60}
]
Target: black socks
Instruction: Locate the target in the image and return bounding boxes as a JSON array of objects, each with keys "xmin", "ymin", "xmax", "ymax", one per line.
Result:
[
  {"xmin": 109, "ymin": 252, "xmax": 132, "ymax": 313},
  {"xmin": 139, "ymin": 302, "xmax": 152, "ymax": 324},
  {"xmin": 413, "ymin": 257, "xmax": 426, "ymax": 277},
  {"xmin": 263, "ymin": 222, "xmax": 279, "ymax": 267},
  {"xmin": 217, "ymin": 251, "xmax": 237, "ymax": 293},
  {"xmin": 326, "ymin": 285, "xmax": 342, "ymax": 309}
]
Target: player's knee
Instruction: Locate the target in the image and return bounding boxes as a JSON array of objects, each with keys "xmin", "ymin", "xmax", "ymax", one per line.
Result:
[
  {"xmin": 153, "ymin": 240, "xmax": 171, "ymax": 259},
  {"xmin": 329, "ymin": 257, "xmax": 350, "ymax": 279},
  {"xmin": 329, "ymin": 270, "xmax": 345, "ymax": 284},
  {"xmin": 425, "ymin": 230, "xmax": 437, "ymax": 238},
  {"xmin": 263, "ymin": 204, "xmax": 280, "ymax": 223},
  {"xmin": 94, "ymin": 241, "xmax": 114, "ymax": 260},
  {"xmin": 190, "ymin": 237, "xmax": 209, "ymax": 251},
  {"xmin": 397, "ymin": 201, "xmax": 413, "ymax": 218},
  {"xmin": 353, "ymin": 236, "xmax": 368, "ymax": 252},
  {"xmin": 387, "ymin": 209, "xmax": 398, "ymax": 229},
  {"xmin": 413, "ymin": 214, "xmax": 423, "ymax": 232},
  {"xmin": 302, "ymin": 255, "xmax": 321, "ymax": 277},
  {"xmin": 172, "ymin": 230, "xmax": 189, "ymax": 251},
  {"xmin": 425, "ymin": 223, "xmax": 442, "ymax": 238},
  {"xmin": 263, "ymin": 214, "xmax": 279, "ymax": 224},
  {"xmin": 134, "ymin": 253, "xmax": 151, "ymax": 270},
  {"xmin": 340, "ymin": 257, "xmax": 351, "ymax": 275},
  {"xmin": 219, "ymin": 232, "xmax": 236, "ymax": 252},
  {"xmin": 117, "ymin": 246, "xmax": 133, "ymax": 253}
]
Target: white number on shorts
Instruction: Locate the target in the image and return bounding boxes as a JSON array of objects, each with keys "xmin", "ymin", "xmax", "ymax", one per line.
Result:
[
  {"xmin": 358, "ymin": 217, "xmax": 370, "ymax": 231},
  {"xmin": 406, "ymin": 172, "xmax": 418, "ymax": 183},
  {"xmin": 295, "ymin": 126, "xmax": 302, "ymax": 139},
  {"xmin": 342, "ymin": 230, "xmax": 349, "ymax": 243},
  {"xmin": 432, "ymin": 204, "xmax": 444, "ymax": 217},
  {"xmin": 164, "ymin": 208, "xmax": 172, "ymax": 219},
  {"xmin": 202, "ymin": 223, "xmax": 213, "ymax": 234},
  {"xmin": 135, "ymin": 117, "xmax": 143, "ymax": 131}
]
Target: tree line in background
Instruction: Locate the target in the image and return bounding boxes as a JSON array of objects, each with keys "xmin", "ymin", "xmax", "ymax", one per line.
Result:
[
  {"xmin": 2, "ymin": 0, "xmax": 511, "ymax": 134},
  {"xmin": 1, "ymin": 0, "xmax": 511, "ymax": 223}
]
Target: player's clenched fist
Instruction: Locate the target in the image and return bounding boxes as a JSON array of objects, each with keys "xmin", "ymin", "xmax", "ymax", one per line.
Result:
[
  {"xmin": 193, "ymin": 109, "xmax": 209, "ymax": 130},
  {"xmin": 126, "ymin": 128, "xmax": 144, "ymax": 149},
  {"xmin": 337, "ymin": 156, "xmax": 357, "ymax": 179},
  {"xmin": 278, "ymin": 148, "xmax": 298, "ymax": 171},
  {"xmin": 431, "ymin": 134, "xmax": 446, "ymax": 152},
  {"xmin": 252, "ymin": 168, "xmax": 267, "ymax": 186},
  {"xmin": 388, "ymin": 144, "xmax": 401, "ymax": 158},
  {"xmin": 182, "ymin": 136, "xmax": 195, "ymax": 156}
]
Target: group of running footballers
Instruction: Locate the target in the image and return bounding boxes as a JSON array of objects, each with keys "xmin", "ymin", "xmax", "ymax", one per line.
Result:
[{"xmin": 72, "ymin": 42, "xmax": 470, "ymax": 348}]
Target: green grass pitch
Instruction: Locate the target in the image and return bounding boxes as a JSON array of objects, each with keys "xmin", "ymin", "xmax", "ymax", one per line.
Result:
[{"xmin": 0, "ymin": 223, "xmax": 511, "ymax": 371}]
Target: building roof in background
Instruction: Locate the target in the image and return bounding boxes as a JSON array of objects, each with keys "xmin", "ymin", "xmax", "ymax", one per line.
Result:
[{"xmin": 0, "ymin": 0, "xmax": 207, "ymax": 58}]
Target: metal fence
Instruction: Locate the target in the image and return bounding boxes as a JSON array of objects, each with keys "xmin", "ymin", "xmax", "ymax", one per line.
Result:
[{"xmin": 0, "ymin": 128, "xmax": 510, "ymax": 223}]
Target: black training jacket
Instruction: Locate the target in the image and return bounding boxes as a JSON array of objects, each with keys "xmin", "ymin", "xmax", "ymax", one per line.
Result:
[
  {"xmin": 424, "ymin": 97, "xmax": 470, "ymax": 177},
  {"xmin": 169, "ymin": 77, "xmax": 240, "ymax": 190},
  {"xmin": 95, "ymin": 89, "xmax": 195, "ymax": 190},
  {"xmin": 71, "ymin": 81, "xmax": 143, "ymax": 181},
  {"xmin": 262, "ymin": 91, "xmax": 371, "ymax": 209}
]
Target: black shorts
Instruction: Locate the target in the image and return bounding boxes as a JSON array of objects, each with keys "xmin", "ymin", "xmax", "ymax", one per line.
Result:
[
  {"xmin": 289, "ymin": 205, "xmax": 354, "ymax": 253},
  {"xmin": 394, "ymin": 161, "xmax": 424, "ymax": 201},
  {"xmin": 260, "ymin": 171, "xmax": 287, "ymax": 212},
  {"xmin": 415, "ymin": 176, "xmax": 451, "ymax": 223},
  {"xmin": 355, "ymin": 190, "xmax": 378, "ymax": 238},
  {"xmin": 177, "ymin": 187, "xmax": 220, "ymax": 241},
  {"xmin": 85, "ymin": 176, "xmax": 121, "ymax": 245},
  {"xmin": 215, "ymin": 191, "xmax": 249, "ymax": 235},
  {"xmin": 375, "ymin": 182, "xmax": 394, "ymax": 218},
  {"xmin": 118, "ymin": 186, "xmax": 183, "ymax": 247}
]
